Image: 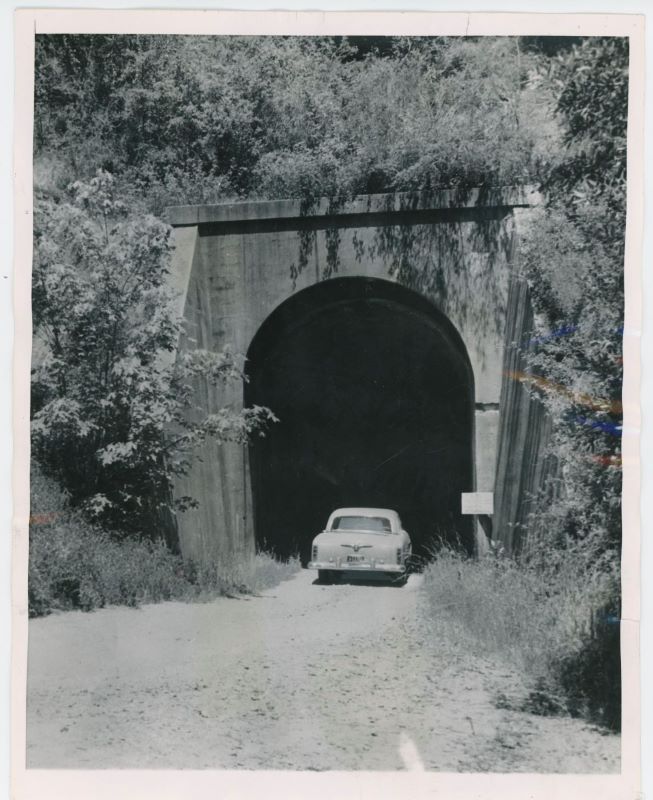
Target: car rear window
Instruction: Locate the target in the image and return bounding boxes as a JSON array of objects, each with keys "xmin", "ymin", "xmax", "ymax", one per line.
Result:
[{"xmin": 331, "ymin": 516, "xmax": 392, "ymax": 532}]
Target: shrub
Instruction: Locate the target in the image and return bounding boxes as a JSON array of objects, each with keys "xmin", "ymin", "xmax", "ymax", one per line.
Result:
[
  {"xmin": 420, "ymin": 540, "xmax": 620, "ymax": 730},
  {"xmin": 512, "ymin": 42, "xmax": 626, "ymax": 725},
  {"xmin": 29, "ymin": 466, "xmax": 300, "ymax": 616},
  {"xmin": 31, "ymin": 172, "xmax": 276, "ymax": 536},
  {"xmin": 190, "ymin": 551, "xmax": 301, "ymax": 598},
  {"xmin": 29, "ymin": 506, "xmax": 189, "ymax": 615}
]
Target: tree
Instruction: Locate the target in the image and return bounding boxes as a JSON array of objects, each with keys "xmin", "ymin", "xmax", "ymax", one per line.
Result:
[
  {"xmin": 34, "ymin": 35, "xmax": 552, "ymax": 212},
  {"xmin": 519, "ymin": 37, "xmax": 627, "ymax": 558},
  {"xmin": 31, "ymin": 171, "xmax": 275, "ymax": 536}
]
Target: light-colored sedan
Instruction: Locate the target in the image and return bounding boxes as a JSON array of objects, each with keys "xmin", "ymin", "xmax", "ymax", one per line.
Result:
[{"xmin": 308, "ymin": 507, "xmax": 412, "ymax": 584}]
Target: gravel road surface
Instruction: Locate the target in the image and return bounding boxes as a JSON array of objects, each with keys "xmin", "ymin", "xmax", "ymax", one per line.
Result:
[{"xmin": 26, "ymin": 569, "xmax": 620, "ymax": 771}]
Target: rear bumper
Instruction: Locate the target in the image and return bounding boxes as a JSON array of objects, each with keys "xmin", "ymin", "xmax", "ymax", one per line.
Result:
[{"xmin": 308, "ymin": 560, "xmax": 406, "ymax": 574}]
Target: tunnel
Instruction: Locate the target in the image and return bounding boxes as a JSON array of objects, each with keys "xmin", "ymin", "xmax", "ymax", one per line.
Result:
[{"xmin": 244, "ymin": 277, "xmax": 475, "ymax": 565}]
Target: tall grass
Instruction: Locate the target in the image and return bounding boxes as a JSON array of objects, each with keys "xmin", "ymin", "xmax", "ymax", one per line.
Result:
[
  {"xmin": 28, "ymin": 467, "xmax": 300, "ymax": 617},
  {"xmin": 421, "ymin": 538, "xmax": 620, "ymax": 730}
]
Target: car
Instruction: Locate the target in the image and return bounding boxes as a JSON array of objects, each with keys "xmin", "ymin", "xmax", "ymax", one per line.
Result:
[{"xmin": 308, "ymin": 507, "xmax": 412, "ymax": 584}]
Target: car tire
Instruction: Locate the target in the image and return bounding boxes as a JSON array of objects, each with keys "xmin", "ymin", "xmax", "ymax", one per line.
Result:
[{"xmin": 406, "ymin": 554, "xmax": 420, "ymax": 574}]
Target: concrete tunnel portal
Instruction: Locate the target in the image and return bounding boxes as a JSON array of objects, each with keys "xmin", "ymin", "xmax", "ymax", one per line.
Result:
[{"xmin": 245, "ymin": 277, "xmax": 475, "ymax": 565}]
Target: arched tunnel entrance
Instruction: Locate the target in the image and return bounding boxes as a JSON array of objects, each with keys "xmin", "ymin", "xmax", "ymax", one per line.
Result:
[{"xmin": 245, "ymin": 277, "xmax": 475, "ymax": 565}]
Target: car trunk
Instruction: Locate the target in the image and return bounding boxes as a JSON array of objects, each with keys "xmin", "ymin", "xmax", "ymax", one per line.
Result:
[{"xmin": 316, "ymin": 531, "xmax": 399, "ymax": 569}]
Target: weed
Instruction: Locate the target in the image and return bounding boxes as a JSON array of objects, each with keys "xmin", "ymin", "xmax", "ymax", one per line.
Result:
[
  {"xmin": 420, "ymin": 538, "xmax": 620, "ymax": 731},
  {"xmin": 28, "ymin": 466, "xmax": 300, "ymax": 616}
]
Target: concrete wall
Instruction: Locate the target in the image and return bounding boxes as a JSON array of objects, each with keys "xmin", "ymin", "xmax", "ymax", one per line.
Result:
[
  {"xmin": 493, "ymin": 275, "xmax": 558, "ymax": 552},
  {"xmin": 165, "ymin": 188, "xmax": 540, "ymax": 562}
]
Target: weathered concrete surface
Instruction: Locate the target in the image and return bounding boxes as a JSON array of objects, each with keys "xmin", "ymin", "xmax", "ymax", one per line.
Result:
[
  {"xmin": 165, "ymin": 188, "xmax": 541, "ymax": 562},
  {"xmin": 166, "ymin": 186, "xmax": 535, "ymax": 227},
  {"xmin": 493, "ymin": 275, "xmax": 557, "ymax": 552}
]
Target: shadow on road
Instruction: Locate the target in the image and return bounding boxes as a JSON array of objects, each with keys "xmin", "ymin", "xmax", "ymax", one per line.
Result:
[{"xmin": 311, "ymin": 574, "xmax": 407, "ymax": 588}]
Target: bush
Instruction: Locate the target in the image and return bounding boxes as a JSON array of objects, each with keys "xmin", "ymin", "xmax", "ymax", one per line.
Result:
[
  {"xmin": 29, "ymin": 466, "xmax": 300, "ymax": 616},
  {"xmin": 552, "ymin": 604, "xmax": 621, "ymax": 730},
  {"xmin": 35, "ymin": 36, "xmax": 550, "ymax": 211},
  {"xmin": 189, "ymin": 551, "xmax": 301, "ymax": 598},
  {"xmin": 420, "ymin": 541, "xmax": 620, "ymax": 731},
  {"xmin": 31, "ymin": 172, "xmax": 276, "ymax": 537}
]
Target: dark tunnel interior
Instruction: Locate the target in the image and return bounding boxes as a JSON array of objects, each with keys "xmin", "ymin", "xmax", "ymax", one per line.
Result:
[{"xmin": 245, "ymin": 278, "xmax": 475, "ymax": 565}]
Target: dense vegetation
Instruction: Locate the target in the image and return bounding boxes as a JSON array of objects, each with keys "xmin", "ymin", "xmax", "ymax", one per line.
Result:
[
  {"xmin": 32, "ymin": 34, "xmax": 627, "ymax": 727},
  {"xmin": 32, "ymin": 170, "xmax": 276, "ymax": 539},
  {"xmin": 29, "ymin": 466, "xmax": 299, "ymax": 616},
  {"xmin": 521, "ymin": 38, "xmax": 626, "ymax": 560},
  {"xmin": 423, "ymin": 542, "xmax": 621, "ymax": 730},
  {"xmin": 34, "ymin": 36, "xmax": 558, "ymax": 210}
]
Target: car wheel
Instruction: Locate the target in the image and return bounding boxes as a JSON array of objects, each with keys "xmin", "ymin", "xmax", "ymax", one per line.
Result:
[
  {"xmin": 318, "ymin": 570, "xmax": 332, "ymax": 584},
  {"xmin": 406, "ymin": 554, "xmax": 420, "ymax": 574}
]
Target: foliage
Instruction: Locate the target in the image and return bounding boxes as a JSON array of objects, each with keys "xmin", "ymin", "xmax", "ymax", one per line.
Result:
[
  {"xmin": 184, "ymin": 551, "xmax": 302, "ymax": 599},
  {"xmin": 543, "ymin": 37, "xmax": 628, "ymax": 236},
  {"xmin": 29, "ymin": 466, "xmax": 300, "ymax": 616},
  {"xmin": 421, "ymin": 542, "xmax": 620, "ymax": 730},
  {"xmin": 502, "ymin": 38, "xmax": 627, "ymax": 729},
  {"xmin": 29, "ymin": 465, "xmax": 184, "ymax": 614},
  {"xmin": 34, "ymin": 35, "xmax": 558, "ymax": 212},
  {"xmin": 518, "ymin": 37, "xmax": 626, "ymax": 558},
  {"xmin": 31, "ymin": 172, "xmax": 276, "ymax": 534}
]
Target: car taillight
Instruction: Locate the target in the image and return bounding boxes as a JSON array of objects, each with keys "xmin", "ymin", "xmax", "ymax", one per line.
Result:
[
  {"xmin": 396, "ymin": 548, "xmax": 402, "ymax": 564},
  {"xmin": 312, "ymin": 545, "xmax": 318, "ymax": 560}
]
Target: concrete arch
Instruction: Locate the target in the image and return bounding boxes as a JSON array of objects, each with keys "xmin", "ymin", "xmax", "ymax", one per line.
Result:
[
  {"xmin": 245, "ymin": 276, "xmax": 476, "ymax": 561},
  {"xmin": 165, "ymin": 188, "xmax": 543, "ymax": 562}
]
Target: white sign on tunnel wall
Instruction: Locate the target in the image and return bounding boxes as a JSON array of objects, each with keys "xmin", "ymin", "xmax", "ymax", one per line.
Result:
[{"xmin": 461, "ymin": 492, "xmax": 494, "ymax": 515}]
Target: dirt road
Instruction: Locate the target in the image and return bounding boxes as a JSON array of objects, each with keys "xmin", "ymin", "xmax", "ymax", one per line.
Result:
[{"xmin": 26, "ymin": 569, "xmax": 619, "ymax": 771}]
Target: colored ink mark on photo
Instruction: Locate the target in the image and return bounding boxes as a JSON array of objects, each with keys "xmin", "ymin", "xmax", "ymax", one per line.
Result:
[
  {"xmin": 525, "ymin": 323, "xmax": 624, "ymax": 349},
  {"xmin": 505, "ymin": 371, "xmax": 623, "ymax": 415},
  {"xmin": 574, "ymin": 417, "xmax": 623, "ymax": 437},
  {"xmin": 587, "ymin": 454, "xmax": 622, "ymax": 468},
  {"xmin": 28, "ymin": 511, "xmax": 62, "ymax": 525},
  {"xmin": 526, "ymin": 324, "xmax": 578, "ymax": 348}
]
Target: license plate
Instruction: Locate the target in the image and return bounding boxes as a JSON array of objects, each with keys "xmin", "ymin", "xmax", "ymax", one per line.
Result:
[{"xmin": 347, "ymin": 555, "xmax": 365, "ymax": 562}]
